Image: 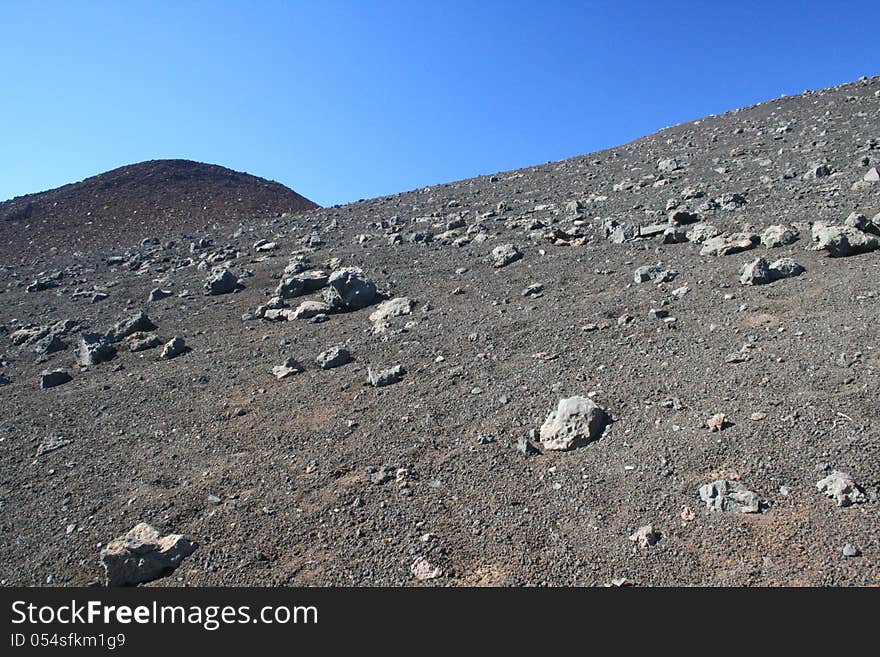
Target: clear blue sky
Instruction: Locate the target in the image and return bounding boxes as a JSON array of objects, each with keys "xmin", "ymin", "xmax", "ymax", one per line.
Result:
[{"xmin": 1, "ymin": 1, "xmax": 877, "ymax": 206}]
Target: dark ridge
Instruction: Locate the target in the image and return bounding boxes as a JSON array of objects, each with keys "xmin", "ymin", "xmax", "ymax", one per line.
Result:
[{"xmin": 0, "ymin": 159, "xmax": 318, "ymax": 260}]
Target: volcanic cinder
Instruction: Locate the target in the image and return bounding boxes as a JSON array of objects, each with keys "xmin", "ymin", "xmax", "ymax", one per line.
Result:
[{"xmin": 1, "ymin": 77, "xmax": 878, "ymax": 587}]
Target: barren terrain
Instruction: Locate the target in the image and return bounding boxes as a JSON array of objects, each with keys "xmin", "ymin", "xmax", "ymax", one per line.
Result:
[{"xmin": 1, "ymin": 77, "xmax": 878, "ymax": 586}]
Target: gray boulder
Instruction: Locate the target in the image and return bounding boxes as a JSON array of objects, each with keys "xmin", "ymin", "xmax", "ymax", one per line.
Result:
[
  {"xmin": 634, "ymin": 264, "xmax": 677, "ymax": 284},
  {"xmin": 148, "ymin": 288, "xmax": 173, "ymax": 302},
  {"xmin": 204, "ymin": 268, "xmax": 238, "ymax": 295},
  {"xmin": 40, "ymin": 369, "xmax": 71, "ymax": 389},
  {"xmin": 760, "ymin": 225, "xmax": 798, "ymax": 248},
  {"xmin": 369, "ymin": 297, "xmax": 414, "ymax": 323},
  {"xmin": 160, "ymin": 336, "xmax": 187, "ymax": 360},
  {"xmin": 107, "ymin": 311, "xmax": 157, "ymax": 342},
  {"xmin": 810, "ymin": 223, "xmax": 878, "ymax": 257},
  {"xmin": 539, "ymin": 396, "xmax": 607, "ymax": 451},
  {"xmin": 100, "ymin": 522, "xmax": 196, "ymax": 586},
  {"xmin": 816, "ymin": 471, "xmax": 867, "ymax": 507},
  {"xmin": 700, "ymin": 233, "xmax": 758, "ymax": 256},
  {"xmin": 292, "ymin": 300, "xmax": 332, "ymax": 320},
  {"xmin": 33, "ymin": 333, "xmax": 66, "ymax": 355},
  {"xmin": 492, "ymin": 243, "xmax": 523, "ymax": 268},
  {"xmin": 127, "ymin": 332, "xmax": 163, "ymax": 352},
  {"xmin": 316, "ymin": 346, "xmax": 352, "ymax": 370},
  {"xmin": 740, "ymin": 257, "xmax": 805, "ymax": 285},
  {"xmin": 77, "ymin": 332, "xmax": 116, "ymax": 366},
  {"xmin": 699, "ymin": 480, "xmax": 763, "ymax": 513},
  {"xmin": 368, "ymin": 364, "xmax": 406, "ymax": 387},
  {"xmin": 275, "ymin": 270, "xmax": 328, "ymax": 299},
  {"xmin": 323, "ymin": 267, "xmax": 378, "ymax": 310}
]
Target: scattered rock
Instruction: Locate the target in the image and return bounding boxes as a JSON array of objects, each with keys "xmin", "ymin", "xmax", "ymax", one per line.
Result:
[
  {"xmin": 292, "ymin": 300, "xmax": 332, "ymax": 319},
  {"xmin": 33, "ymin": 333, "xmax": 66, "ymax": 355},
  {"xmin": 127, "ymin": 332, "xmax": 163, "ymax": 352},
  {"xmin": 700, "ymin": 233, "xmax": 758, "ymax": 256},
  {"xmin": 521, "ymin": 283, "xmax": 544, "ymax": 297},
  {"xmin": 316, "ymin": 346, "xmax": 352, "ymax": 369},
  {"xmin": 760, "ymin": 225, "xmax": 798, "ymax": 248},
  {"xmin": 685, "ymin": 223, "xmax": 719, "ymax": 243},
  {"xmin": 634, "ymin": 265, "xmax": 677, "ymax": 284},
  {"xmin": 707, "ymin": 413, "xmax": 727, "ymax": 432},
  {"xmin": 323, "ymin": 267, "xmax": 378, "ymax": 310},
  {"xmin": 699, "ymin": 480, "xmax": 763, "ymax": 513},
  {"xmin": 369, "ymin": 297, "xmax": 413, "ymax": 323},
  {"xmin": 739, "ymin": 257, "xmax": 804, "ymax": 285},
  {"xmin": 107, "ymin": 311, "xmax": 157, "ymax": 342},
  {"xmin": 410, "ymin": 556, "xmax": 443, "ymax": 581},
  {"xmin": 492, "ymin": 243, "xmax": 522, "ymax": 268},
  {"xmin": 629, "ymin": 525, "xmax": 661, "ymax": 548},
  {"xmin": 35, "ymin": 436, "xmax": 72, "ymax": 457},
  {"xmin": 148, "ymin": 288, "xmax": 172, "ymax": 302},
  {"xmin": 272, "ymin": 357, "xmax": 303, "ymax": 379},
  {"xmin": 76, "ymin": 332, "xmax": 116, "ymax": 366},
  {"xmin": 276, "ymin": 270, "xmax": 328, "ymax": 299},
  {"xmin": 657, "ymin": 158, "xmax": 680, "ymax": 173},
  {"xmin": 100, "ymin": 522, "xmax": 197, "ymax": 586},
  {"xmin": 539, "ymin": 396, "xmax": 607, "ymax": 451},
  {"xmin": 842, "ymin": 544, "xmax": 861, "ymax": 558},
  {"xmin": 204, "ymin": 268, "xmax": 238, "ymax": 295},
  {"xmin": 160, "ymin": 336, "xmax": 187, "ymax": 360},
  {"xmin": 40, "ymin": 369, "xmax": 71, "ymax": 389},
  {"xmin": 368, "ymin": 364, "xmax": 406, "ymax": 387},
  {"xmin": 816, "ymin": 471, "xmax": 867, "ymax": 507},
  {"xmin": 810, "ymin": 223, "xmax": 878, "ymax": 257}
]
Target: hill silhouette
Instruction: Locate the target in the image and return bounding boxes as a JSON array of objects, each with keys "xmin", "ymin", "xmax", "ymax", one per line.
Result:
[{"xmin": 0, "ymin": 159, "xmax": 318, "ymax": 261}]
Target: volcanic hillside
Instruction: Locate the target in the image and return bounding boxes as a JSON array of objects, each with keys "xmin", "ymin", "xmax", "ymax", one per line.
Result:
[
  {"xmin": 0, "ymin": 159, "xmax": 318, "ymax": 262},
  {"xmin": 1, "ymin": 77, "xmax": 879, "ymax": 587}
]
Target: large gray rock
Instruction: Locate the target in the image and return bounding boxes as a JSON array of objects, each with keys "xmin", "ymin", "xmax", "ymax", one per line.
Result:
[
  {"xmin": 107, "ymin": 311, "xmax": 157, "ymax": 342},
  {"xmin": 316, "ymin": 346, "xmax": 352, "ymax": 370},
  {"xmin": 633, "ymin": 265, "xmax": 677, "ymax": 284},
  {"xmin": 816, "ymin": 471, "xmax": 867, "ymax": 507},
  {"xmin": 539, "ymin": 396, "xmax": 607, "ymax": 451},
  {"xmin": 739, "ymin": 257, "xmax": 774, "ymax": 285},
  {"xmin": 40, "ymin": 369, "xmax": 71, "ymax": 389},
  {"xmin": 369, "ymin": 297, "xmax": 414, "ymax": 323},
  {"xmin": 810, "ymin": 223, "xmax": 879, "ymax": 257},
  {"xmin": 160, "ymin": 336, "xmax": 187, "ymax": 360},
  {"xmin": 76, "ymin": 332, "xmax": 116, "ymax": 366},
  {"xmin": 368, "ymin": 364, "xmax": 406, "ymax": 387},
  {"xmin": 292, "ymin": 300, "xmax": 332, "ymax": 319},
  {"xmin": 100, "ymin": 522, "xmax": 196, "ymax": 586},
  {"xmin": 127, "ymin": 332, "xmax": 163, "ymax": 352},
  {"xmin": 657, "ymin": 158, "xmax": 680, "ymax": 173},
  {"xmin": 275, "ymin": 270, "xmax": 328, "ymax": 299},
  {"xmin": 685, "ymin": 223, "xmax": 719, "ymax": 243},
  {"xmin": 760, "ymin": 225, "xmax": 798, "ymax": 248},
  {"xmin": 700, "ymin": 233, "xmax": 758, "ymax": 256},
  {"xmin": 699, "ymin": 480, "xmax": 763, "ymax": 513},
  {"xmin": 204, "ymin": 268, "xmax": 238, "ymax": 295},
  {"xmin": 739, "ymin": 257, "xmax": 805, "ymax": 285},
  {"xmin": 492, "ymin": 243, "xmax": 523, "ymax": 268},
  {"xmin": 323, "ymin": 267, "xmax": 378, "ymax": 310},
  {"xmin": 33, "ymin": 333, "xmax": 66, "ymax": 355},
  {"xmin": 272, "ymin": 357, "xmax": 302, "ymax": 379}
]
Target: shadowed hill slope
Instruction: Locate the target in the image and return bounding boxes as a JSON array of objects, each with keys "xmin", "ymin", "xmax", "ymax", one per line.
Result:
[{"xmin": 0, "ymin": 159, "xmax": 318, "ymax": 262}]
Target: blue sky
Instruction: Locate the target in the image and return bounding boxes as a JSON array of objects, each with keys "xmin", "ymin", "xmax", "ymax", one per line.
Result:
[{"xmin": 1, "ymin": 1, "xmax": 877, "ymax": 206}]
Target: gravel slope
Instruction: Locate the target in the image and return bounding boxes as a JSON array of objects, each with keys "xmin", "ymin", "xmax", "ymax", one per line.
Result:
[{"xmin": 1, "ymin": 77, "xmax": 878, "ymax": 587}]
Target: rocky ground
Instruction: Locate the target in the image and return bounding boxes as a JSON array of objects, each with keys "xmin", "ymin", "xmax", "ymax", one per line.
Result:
[{"xmin": 1, "ymin": 77, "xmax": 879, "ymax": 587}]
